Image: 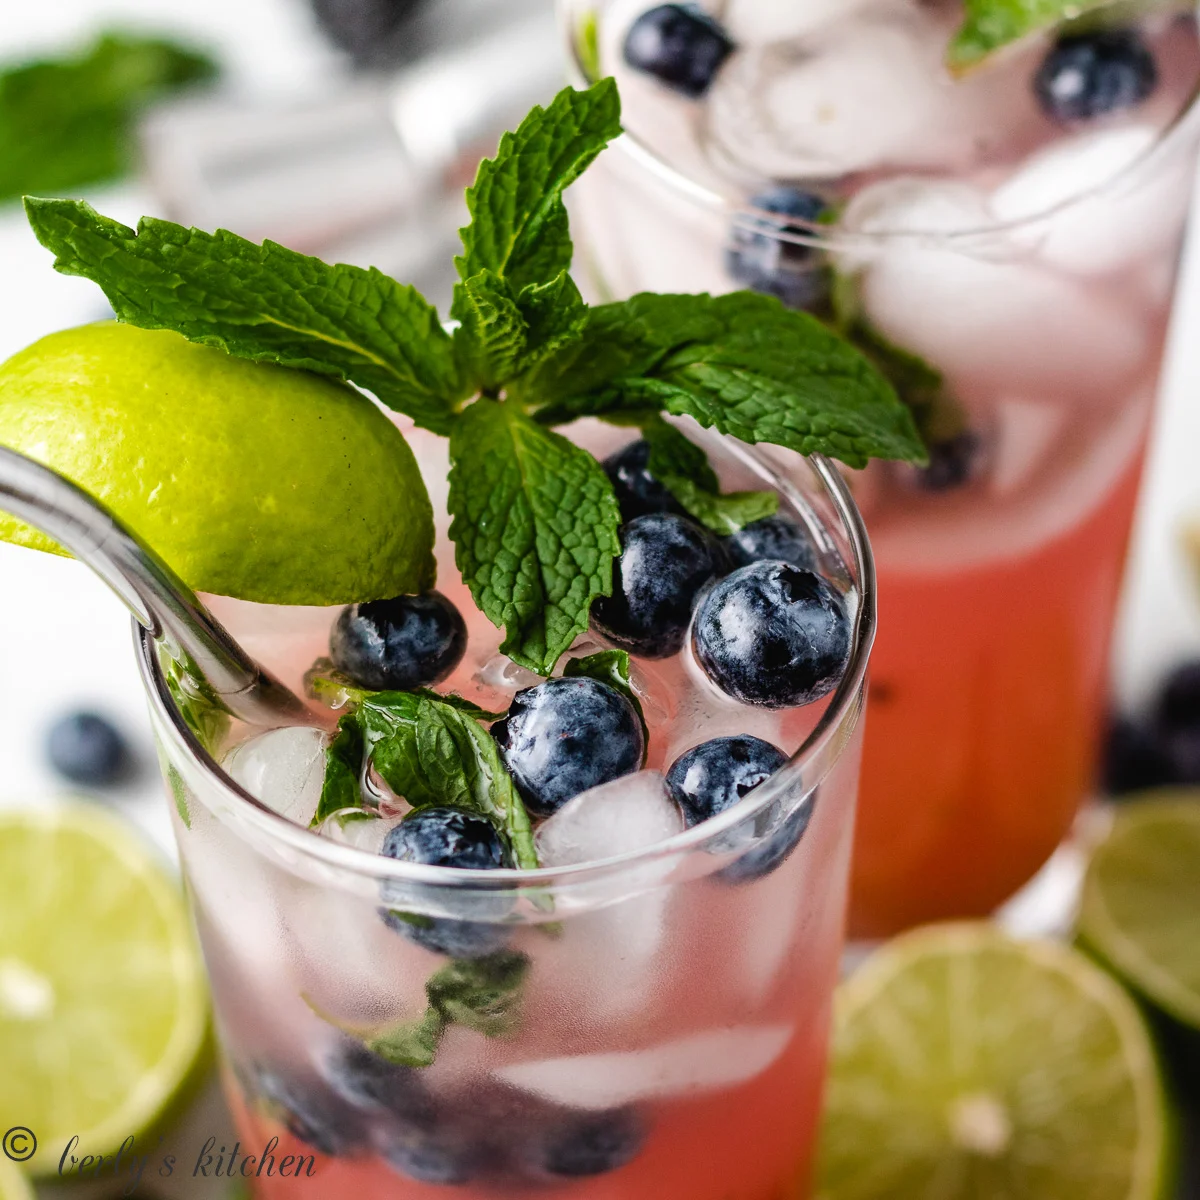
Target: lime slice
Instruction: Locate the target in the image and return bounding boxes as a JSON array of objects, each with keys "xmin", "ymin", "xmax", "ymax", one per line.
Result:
[
  {"xmin": 817, "ymin": 923, "xmax": 1173, "ymax": 1200},
  {"xmin": 0, "ymin": 1160, "xmax": 33, "ymax": 1200},
  {"xmin": 0, "ymin": 803, "xmax": 209, "ymax": 1176},
  {"xmin": 0, "ymin": 322, "xmax": 435, "ymax": 605},
  {"xmin": 1079, "ymin": 795, "xmax": 1200, "ymax": 1031}
]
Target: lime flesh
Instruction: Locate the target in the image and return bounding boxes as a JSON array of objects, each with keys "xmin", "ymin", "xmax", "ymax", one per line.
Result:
[
  {"xmin": 0, "ymin": 1161, "xmax": 32, "ymax": 1200},
  {"xmin": 0, "ymin": 804, "xmax": 209, "ymax": 1176},
  {"xmin": 1079, "ymin": 795, "xmax": 1200, "ymax": 1031},
  {"xmin": 0, "ymin": 322, "xmax": 436, "ymax": 605},
  {"xmin": 817, "ymin": 923, "xmax": 1173, "ymax": 1200}
]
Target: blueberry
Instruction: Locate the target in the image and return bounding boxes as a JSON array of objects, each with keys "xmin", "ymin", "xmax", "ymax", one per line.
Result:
[
  {"xmin": 1035, "ymin": 29, "xmax": 1157, "ymax": 123},
  {"xmin": 1156, "ymin": 660, "xmax": 1200, "ymax": 731},
  {"xmin": 1103, "ymin": 716, "xmax": 1171, "ymax": 795},
  {"xmin": 379, "ymin": 809, "xmax": 512, "ymax": 958},
  {"xmin": 693, "ymin": 561, "xmax": 850, "ymax": 708},
  {"xmin": 666, "ymin": 735, "xmax": 808, "ymax": 880},
  {"xmin": 726, "ymin": 187, "xmax": 830, "ymax": 312},
  {"xmin": 623, "ymin": 4, "xmax": 734, "ymax": 97},
  {"xmin": 492, "ymin": 678, "xmax": 645, "ymax": 817},
  {"xmin": 592, "ymin": 513, "xmax": 725, "ymax": 658},
  {"xmin": 602, "ymin": 440, "xmax": 684, "ymax": 522},
  {"xmin": 539, "ymin": 1108, "xmax": 646, "ymax": 1177},
  {"xmin": 324, "ymin": 1041, "xmax": 435, "ymax": 1126},
  {"xmin": 331, "ymin": 592, "xmax": 467, "ymax": 692},
  {"xmin": 380, "ymin": 1128, "xmax": 480, "ymax": 1185},
  {"xmin": 251, "ymin": 1065, "xmax": 366, "ymax": 1157},
  {"xmin": 724, "ymin": 513, "xmax": 818, "ymax": 573},
  {"xmin": 310, "ymin": 0, "xmax": 426, "ymax": 63},
  {"xmin": 45, "ymin": 711, "xmax": 131, "ymax": 786},
  {"xmin": 915, "ymin": 431, "xmax": 984, "ymax": 492}
]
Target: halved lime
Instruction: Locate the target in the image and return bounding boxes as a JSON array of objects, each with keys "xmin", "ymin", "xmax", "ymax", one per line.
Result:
[
  {"xmin": 1078, "ymin": 795, "xmax": 1200, "ymax": 1031},
  {"xmin": 817, "ymin": 923, "xmax": 1173, "ymax": 1200},
  {"xmin": 0, "ymin": 322, "xmax": 436, "ymax": 605},
  {"xmin": 0, "ymin": 803, "xmax": 209, "ymax": 1176},
  {"xmin": 0, "ymin": 1160, "xmax": 33, "ymax": 1200}
]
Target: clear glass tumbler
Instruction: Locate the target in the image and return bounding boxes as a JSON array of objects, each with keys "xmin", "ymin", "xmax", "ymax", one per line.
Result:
[
  {"xmin": 561, "ymin": 0, "xmax": 1200, "ymax": 936},
  {"xmin": 136, "ymin": 447, "xmax": 874, "ymax": 1200}
]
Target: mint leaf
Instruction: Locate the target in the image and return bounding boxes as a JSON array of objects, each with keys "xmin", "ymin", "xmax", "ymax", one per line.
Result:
[
  {"xmin": 638, "ymin": 414, "xmax": 779, "ymax": 534},
  {"xmin": 563, "ymin": 649, "xmax": 648, "ymax": 754},
  {"xmin": 364, "ymin": 1008, "xmax": 445, "ymax": 1068},
  {"xmin": 311, "ymin": 712, "xmax": 364, "ymax": 828},
  {"xmin": 24, "ymin": 198, "xmax": 465, "ymax": 434},
  {"xmin": 451, "ymin": 270, "xmax": 588, "ymax": 394},
  {"xmin": 524, "ymin": 292, "xmax": 925, "ymax": 470},
  {"xmin": 339, "ymin": 690, "xmax": 539, "ymax": 869},
  {"xmin": 412, "ymin": 691, "xmax": 506, "ymax": 722},
  {"xmin": 448, "ymin": 399, "xmax": 621, "ymax": 676},
  {"xmin": 160, "ymin": 648, "xmax": 230, "ymax": 753},
  {"xmin": 425, "ymin": 951, "xmax": 530, "ymax": 1038},
  {"xmin": 948, "ymin": 0, "xmax": 1125, "ymax": 68},
  {"xmin": 456, "ymin": 80, "xmax": 622, "ymax": 290},
  {"xmin": 0, "ymin": 33, "xmax": 217, "ymax": 204}
]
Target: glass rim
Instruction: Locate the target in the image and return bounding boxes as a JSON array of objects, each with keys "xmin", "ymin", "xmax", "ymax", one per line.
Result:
[
  {"xmin": 562, "ymin": 9, "xmax": 1200, "ymax": 248},
  {"xmin": 135, "ymin": 451, "xmax": 876, "ymax": 894}
]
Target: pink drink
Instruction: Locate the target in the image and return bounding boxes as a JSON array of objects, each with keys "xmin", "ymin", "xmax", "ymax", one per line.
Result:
[
  {"xmin": 139, "ymin": 422, "xmax": 873, "ymax": 1199},
  {"xmin": 561, "ymin": 0, "xmax": 1200, "ymax": 932}
]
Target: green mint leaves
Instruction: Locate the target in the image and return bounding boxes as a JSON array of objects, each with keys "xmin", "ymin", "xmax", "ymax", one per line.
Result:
[
  {"xmin": 25, "ymin": 79, "xmax": 924, "ymax": 678},
  {"xmin": 23, "ymin": 198, "xmax": 465, "ymax": 435},
  {"xmin": 0, "ymin": 32, "xmax": 217, "ymax": 205},
  {"xmin": 308, "ymin": 681, "xmax": 538, "ymax": 869},
  {"xmin": 310, "ymin": 951, "xmax": 530, "ymax": 1069},
  {"xmin": 456, "ymin": 79, "xmax": 622, "ymax": 290},
  {"xmin": 449, "ymin": 400, "xmax": 621, "ymax": 676}
]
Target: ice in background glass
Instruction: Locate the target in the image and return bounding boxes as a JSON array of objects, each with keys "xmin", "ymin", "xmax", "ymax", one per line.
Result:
[
  {"xmin": 137, "ymin": 424, "xmax": 874, "ymax": 1200},
  {"xmin": 561, "ymin": 0, "xmax": 1200, "ymax": 935}
]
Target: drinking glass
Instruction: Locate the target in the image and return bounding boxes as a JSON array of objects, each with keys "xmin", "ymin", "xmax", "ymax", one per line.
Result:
[
  {"xmin": 136, "ymin": 446, "xmax": 874, "ymax": 1200},
  {"xmin": 561, "ymin": 0, "xmax": 1200, "ymax": 936}
]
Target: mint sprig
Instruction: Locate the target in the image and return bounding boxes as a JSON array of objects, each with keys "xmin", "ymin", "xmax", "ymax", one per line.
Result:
[
  {"xmin": 0, "ymin": 33, "xmax": 217, "ymax": 205},
  {"xmin": 25, "ymin": 79, "xmax": 923, "ymax": 680},
  {"xmin": 449, "ymin": 399, "xmax": 621, "ymax": 676},
  {"xmin": 24, "ymin": 198, "xmax": 466, "ymax": 435}
]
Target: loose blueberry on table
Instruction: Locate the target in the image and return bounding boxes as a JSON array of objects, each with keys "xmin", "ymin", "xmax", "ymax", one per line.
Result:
[{"xmin": 45, "ymin": 710, "xmax": 131, "ymax": 786}]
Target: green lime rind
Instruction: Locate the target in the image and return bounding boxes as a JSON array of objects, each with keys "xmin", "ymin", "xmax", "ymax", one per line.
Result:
[
  {"xmin": 0, "ymin": 1159, "xmax": 34, "ymax": 1200},
  {"xmin": 817, "ymin": 923, "xmax": 1174, "ymax": 1200},
  {"xmin": 1078, "ymin": 795, "xmax": 1200, "ymax": 1032},
  {"xmin": 0, "ymin": 803, "xmax": 210, "ymax": 1176},
  {"xmin": 0, "ymin": 322, "xmax": 436, "ymax": 606}
]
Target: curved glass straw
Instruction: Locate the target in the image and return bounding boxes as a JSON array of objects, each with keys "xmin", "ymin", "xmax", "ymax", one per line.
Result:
[{"xmin": 0, "ymin": 445, "xmax": 306, "ymax": 726}]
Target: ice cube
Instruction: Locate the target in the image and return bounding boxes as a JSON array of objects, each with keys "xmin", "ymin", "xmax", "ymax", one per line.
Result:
[
  {"xmin": 474, "ymin": 654, "xmax": 543, "ymax": 695},
  {"xmin": 318, "ymin": 808, "xmax": 402, "ymax": 853},
  {"xmin": 495, "ymin": 1025, "xmax": 794, "ymax": 1110},
  {"xmin": 536, "ymin": 772, "xmax": 684, "ymax": 867},
  {"xmin": 990, "ymin": 125, "xmax": 1192, "ymax": 276},
  {"xmin": 706, "ymin": 10, "xmax": 1018, "ymax": 179},
  {"xmin": 222, "ymin": 726, "xmax": 330, "ymax": 827},
  {"xmin": 722, "ymin": 0, "xmax": 880, "ymax": 45},
  {"xmin": 846, "ymin": 178, "xmax": 1151, "ymax": 397}
]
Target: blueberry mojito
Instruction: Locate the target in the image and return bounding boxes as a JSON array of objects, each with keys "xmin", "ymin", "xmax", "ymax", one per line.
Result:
[
  {"xmin": 563, "ymin": 0, "xmax": 1200, "ymax": 935},
  {"xmin": 0, "ymin": 82, "xmax": 919, "ymax": 1198}
]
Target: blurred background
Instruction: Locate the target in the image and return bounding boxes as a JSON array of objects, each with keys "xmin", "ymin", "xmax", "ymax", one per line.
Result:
[{"xmin": 2, "ymin": 0, "xmax": 1200, "ymax": 1195}]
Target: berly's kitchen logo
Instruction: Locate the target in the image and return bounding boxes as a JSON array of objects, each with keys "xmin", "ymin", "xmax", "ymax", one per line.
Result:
[{"xmin": 3, "ymin": 1126, "xmax": 317, "ymax": 1194}]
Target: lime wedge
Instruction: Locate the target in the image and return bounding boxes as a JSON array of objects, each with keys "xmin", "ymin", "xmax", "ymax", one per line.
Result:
[
  {"xmin": 0, "ymin": 1160, "xmax": 33, "ymax": 1200},
  {"xmin": 0, "ymin": 803, "xmax": 209, "ymax": 1176},
  {"xmin": 817, "ymin": 923, "xmax": 1173, "ymax": 1200},
  {"xmin": 0, "ymin": 322, "xmax": 436, "ymax": 605},
  {"xmin": 1079, "ymin": 795, "xmax": 1200, "ymax": 1031}
]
